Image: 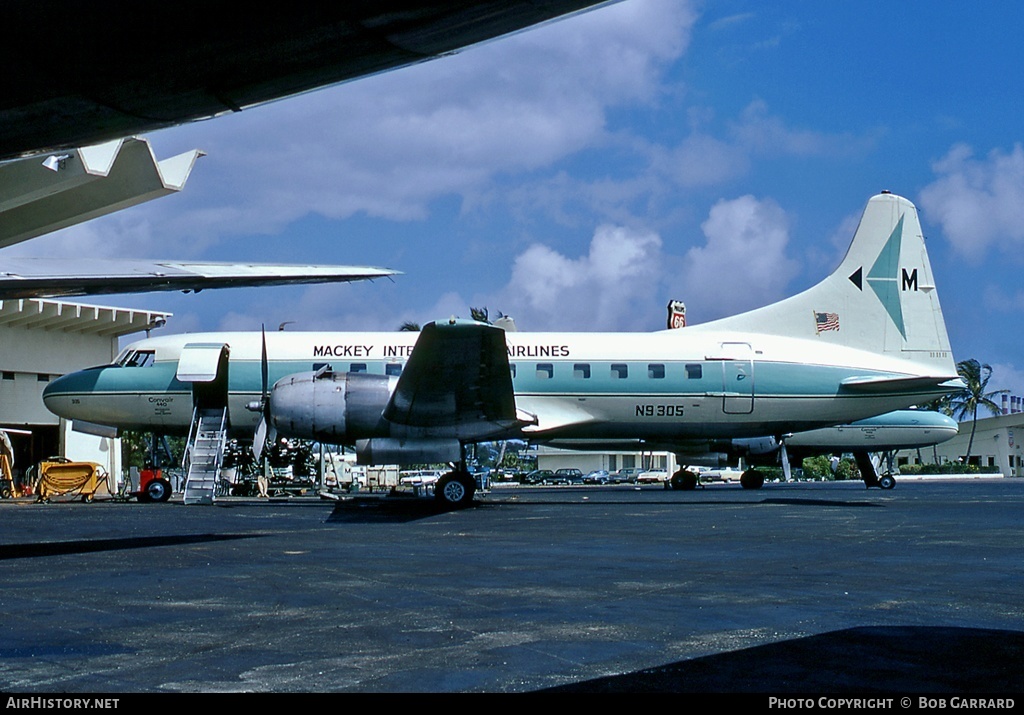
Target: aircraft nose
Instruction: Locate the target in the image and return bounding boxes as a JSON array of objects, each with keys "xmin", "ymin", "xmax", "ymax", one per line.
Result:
[{"xmin": 42, "ymin": 367, "xmax": 106, "ymax": 421}]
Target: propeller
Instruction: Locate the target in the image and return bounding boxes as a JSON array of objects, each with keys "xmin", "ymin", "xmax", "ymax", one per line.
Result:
[{"xmin": 248, "ymin": 324, "xmax": 277, "ymax": 460}]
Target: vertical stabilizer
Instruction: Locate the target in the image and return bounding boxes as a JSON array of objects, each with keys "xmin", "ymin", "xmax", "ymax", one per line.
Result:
[{"xmin": 687, "ymin": 192, "xmax": 954, "ymax": 372}]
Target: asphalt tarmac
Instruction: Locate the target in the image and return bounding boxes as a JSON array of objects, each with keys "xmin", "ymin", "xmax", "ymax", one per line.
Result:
[{"xmin": 1, "ymin": 479, "xmax": 1022, "ymax": 696}]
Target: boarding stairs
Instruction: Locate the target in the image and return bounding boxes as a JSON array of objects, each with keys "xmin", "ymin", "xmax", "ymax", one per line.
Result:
[{"xmin": 182, "ymin": 406, "xmax": 228, "ymax": 505}]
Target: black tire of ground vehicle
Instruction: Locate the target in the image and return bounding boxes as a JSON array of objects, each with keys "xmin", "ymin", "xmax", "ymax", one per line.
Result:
[
  {"xmin": 434, "ymin": 471, "xmax": 475, "ymax": 508},
  {"xmin": 740, "ymin": 469, "xmax": 765, "ymax": 490},
  {"xmin": 144, "ymin": 478, "xmax": 172, "ymax": 503},
  {"xmin": 670, "ymin": 470, "xmax": 699, "ymax": 490},
  {"xmin": 878, "ymin": 474, "xmax": 896, "ymax": 490}
]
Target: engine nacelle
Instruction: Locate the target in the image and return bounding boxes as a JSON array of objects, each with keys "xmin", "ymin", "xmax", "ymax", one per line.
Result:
[
  {"xmin": 355, "ymin": 438, "xmax": 461, "ymax": 466},
  {"xmin": 676, "ymin": 452, "xmax": 730, "ymax": 468},
  {"xmin": 731, "ymin": 436, "xmax": 780, "ymax": 456},
  {"xmin": 270, "ymin": 371, "xmax": 396, "ymax": 442}
]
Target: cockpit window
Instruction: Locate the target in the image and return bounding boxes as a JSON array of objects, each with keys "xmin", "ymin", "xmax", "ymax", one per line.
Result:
[{"xmin": 118, "ymin": 350, "xmax": 155, "ymax": 368}]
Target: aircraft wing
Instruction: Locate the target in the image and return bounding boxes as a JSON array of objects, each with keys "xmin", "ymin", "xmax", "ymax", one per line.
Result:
[
  {"xmin": 384, "ymin": 319, "xmax": 520, "ymax": 428},
  {"xmin": 0, "ymin": 258, "xmax": 397, "ymax": 299},
  {"xmin": 2, "ymin": 1, "xmax": 615, "ymax": 160}
]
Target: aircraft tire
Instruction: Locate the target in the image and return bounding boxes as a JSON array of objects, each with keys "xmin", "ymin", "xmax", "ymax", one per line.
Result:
[
  {"xmin": 145, "ymin": 478, "xmax": 172, "ymax": 503},
  {"xmin": 670, "ymin": 470, "xmax": 699, "ymax": 491},
  {"xmin": 878, "ymin": 474, "xmax": 896, "ymax": 490},
  {"xmin": 435, "ymin": 471, "xmax": 475, "ymax": 509},
  {"xmin": 740, "ymin": 469, "xmax": 765, "ymax": 490}
]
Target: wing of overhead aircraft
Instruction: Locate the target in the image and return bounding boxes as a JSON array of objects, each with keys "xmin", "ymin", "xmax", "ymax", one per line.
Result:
[
  {"xmin": 0, "ymin": 1, "xmax": 616, "ymax": 160},
  {"xmin": 0, "ymin": 258, "xmax": 397, "ymax": 300}
]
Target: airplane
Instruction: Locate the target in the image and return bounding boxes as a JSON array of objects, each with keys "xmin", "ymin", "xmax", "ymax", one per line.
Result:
[
  {"xmin": 1, "ymin": 1, "xmax": 617, "ymax": 161},
  {"xmin": 673, "ymin": 408, "xmax": 959, "ymax": 490},
  {"xmin": 43, "ymin": 191, "xmax": 964, "ymax": 507}
]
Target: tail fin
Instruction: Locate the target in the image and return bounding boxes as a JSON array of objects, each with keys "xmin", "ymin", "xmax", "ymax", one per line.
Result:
[{"xmin": 688, "ymin": 192, "xmax": 954, "ymax": 373}]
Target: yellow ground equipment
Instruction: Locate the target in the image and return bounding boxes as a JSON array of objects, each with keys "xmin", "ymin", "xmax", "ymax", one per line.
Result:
[
  {"xmin": 36, "ymin": 461, "xmax": 109, "ymax": 503},
  {"xmin": 0, "ymin": 453, "xmax": 16, "ymax": 498}
]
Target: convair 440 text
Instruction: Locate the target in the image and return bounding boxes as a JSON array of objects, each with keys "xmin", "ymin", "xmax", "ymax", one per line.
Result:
[{"xmin": 45, "ymin": 192, "xmax": 963, "ymax": 506}]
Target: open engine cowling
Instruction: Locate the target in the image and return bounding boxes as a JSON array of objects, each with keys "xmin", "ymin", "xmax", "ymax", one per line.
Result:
[{"xmin": 269, "ymin": 371, "xmax": 396, "ymax": 443}]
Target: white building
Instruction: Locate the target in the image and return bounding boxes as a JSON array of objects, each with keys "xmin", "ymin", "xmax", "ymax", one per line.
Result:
[
  {"xmin": 895, "ymin": 411, "xmax": 1024, "ymax": 477},
  {"xmin": 536, "ymin": 445, "xmax": 677, "ymax": 475},
  {"xmin": 0, "ymin": 298, "xmax": 171, "ymax": 486}
]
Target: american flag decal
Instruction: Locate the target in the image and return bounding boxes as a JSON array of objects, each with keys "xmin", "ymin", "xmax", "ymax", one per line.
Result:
[{"xmin": 815, "ymin": 311, "xmax": 840, "ymax": 333}]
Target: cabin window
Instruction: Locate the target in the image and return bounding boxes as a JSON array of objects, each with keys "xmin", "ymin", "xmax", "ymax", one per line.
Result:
[
  {"xmin": 611, "ymin": 363, "xmax": 628, "ymax": 379},
  {"xmin": 685, "ymin": 363, "xmax": 702, "ymax": 379},
  {"xmin": 37, "ymin": 374, "xmax": 49, "ymax": 382},
  {"xmin": 385, "ymin": 363, "xmax": 402, "ymax": 376},
  {"xmin": 2, "ymin": 372, "xmax": 13, "ymax": 380},
  {"xmin": 536, "ymin": 363, "xmax": 553, "ymax": 380},
  {"xmin": 573, "ymin": 363, "xmax": 591, "ymax": 379},
  {"xmin": 350, "ymin": 363, "xmax": 367, "ymax": 373},
  {"xmin": 648, "ymin": 363, "xmax": 665, "ymax": 379}
]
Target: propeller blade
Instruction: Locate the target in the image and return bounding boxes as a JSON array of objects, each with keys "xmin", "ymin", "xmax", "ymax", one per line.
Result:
[
  {"xmin": 260, "ymin": 324, "xmax": 269, "ymax": 406},
  {"xmin": 253, "ymin": 417, "xmax": 267, "ymax": 460},
  {"xmin": 253, "ymin": 324, "xmax": 273, "ymax": 461}
]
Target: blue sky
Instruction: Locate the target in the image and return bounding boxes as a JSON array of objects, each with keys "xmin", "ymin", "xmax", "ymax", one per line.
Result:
[{"xmin": 13, "ymin": 0, "xmax": 1024, "ymax": 400}]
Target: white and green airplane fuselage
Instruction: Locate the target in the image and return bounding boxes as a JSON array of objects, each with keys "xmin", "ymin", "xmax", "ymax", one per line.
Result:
[
  {"xmin": 43, "ymin": 328, "xmax": 956, "ymax": 440},
  {"xmin": 43, "ymin": 192, "xmax": 963, "ymax": 493}
]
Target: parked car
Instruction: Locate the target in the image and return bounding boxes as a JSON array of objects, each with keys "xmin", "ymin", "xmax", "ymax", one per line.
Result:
[
  {"xmin": 583, "ymin": 469, "xmax": 611, "ymax": 484},
  {"xmin": 636, "ymin": 469, "xmax": 669, "ymax": 484},
  {"xmin": 554, "ymin": 468, "xmax": 585, "ymax": 484},
  {"xmin": 609, "ymin": 467, "xmax": 644, "ymax": 483},
  {"xmin": 523, "ymin": 469, "xmax": 554, "ymax": 485},
  {"xmin": 399, "ymin": 469, "xmax": 443, "ymax": 487},
  {"xmin": 700, "ymin": 467, "xmax": 743, "ymax": 483}
]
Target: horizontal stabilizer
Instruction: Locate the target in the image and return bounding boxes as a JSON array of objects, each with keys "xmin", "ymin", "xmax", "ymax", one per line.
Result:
[
  {"xmin": 0, "ymin": 258, "xmax": 398, "ymax": 299},
  {"xmin": 840, "ymin": 375, "xmax": 965, "ymax": 393}
]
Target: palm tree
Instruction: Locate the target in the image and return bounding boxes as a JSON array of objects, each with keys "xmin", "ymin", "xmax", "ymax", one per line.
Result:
[
  {"xmin": 948, "ymin": 359, "xmax": 1009, "ymax": 464},
  {"xmin": 398, "ymin": 321, "xmax": 420, "ymax": 332}
]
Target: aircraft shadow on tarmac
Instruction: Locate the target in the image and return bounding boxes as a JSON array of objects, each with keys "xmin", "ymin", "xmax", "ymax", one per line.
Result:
[
  {"xmin": 543, "ymin": 625, "xmax": 1024, "ymax": 693},
  {"xmin": 0, "ymin": 533, "xmax": 259, "ymax": 560},
  {"xmin": 323, "ymin": 492, "xmax": 886, "ymax": 524}
]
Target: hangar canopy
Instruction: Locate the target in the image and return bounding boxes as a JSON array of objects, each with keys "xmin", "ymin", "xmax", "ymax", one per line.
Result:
[{"xmin": 0, "ymin": 298, "xmax": 171, "ymax": 338}]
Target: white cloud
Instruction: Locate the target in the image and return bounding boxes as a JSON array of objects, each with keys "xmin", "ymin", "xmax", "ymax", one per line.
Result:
[
  {"xmin": 987, "ymin": 362, "xmax": 1024, "ymax": 404},
  {"xmin": 9, "ymin": 1, "xmax": 698, "ymax": 260},
  {"xmin": 681, "ymin": 195, "xmax": 799, "ymax": 321},
  {"xmin": 729, "ymin": 99, "xmax": 879, "ymax": 157},
  {"xmin": 493, "ymin": 224, "xmax": 666, "ymax": 331},
  {"xmin": 109, "ymin": 1, "xmax": 695, "ymax": 250},
  {"xmin": 918, "ymin": 143, "xmax": 1024, "ymax": 261},
  {"xmin": 662, "ymin": 133, "xmax": 750, "ymax": 187}
]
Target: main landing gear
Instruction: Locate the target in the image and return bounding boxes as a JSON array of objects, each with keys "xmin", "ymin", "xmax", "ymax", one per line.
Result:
[
  {"xmin": 739, "ymin": 469, "xmax": 765, "ymax": 490},
  {"xmin": 667, "ymin": 469, "xmax": 701, "ymax": 490},
  {"xmin": 854, "ymin": 451, "xmax": 895, "ymax": 490},
  {"xmin": 434, "ymin": 450, "xmax": 477, "ymax": 509}
]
